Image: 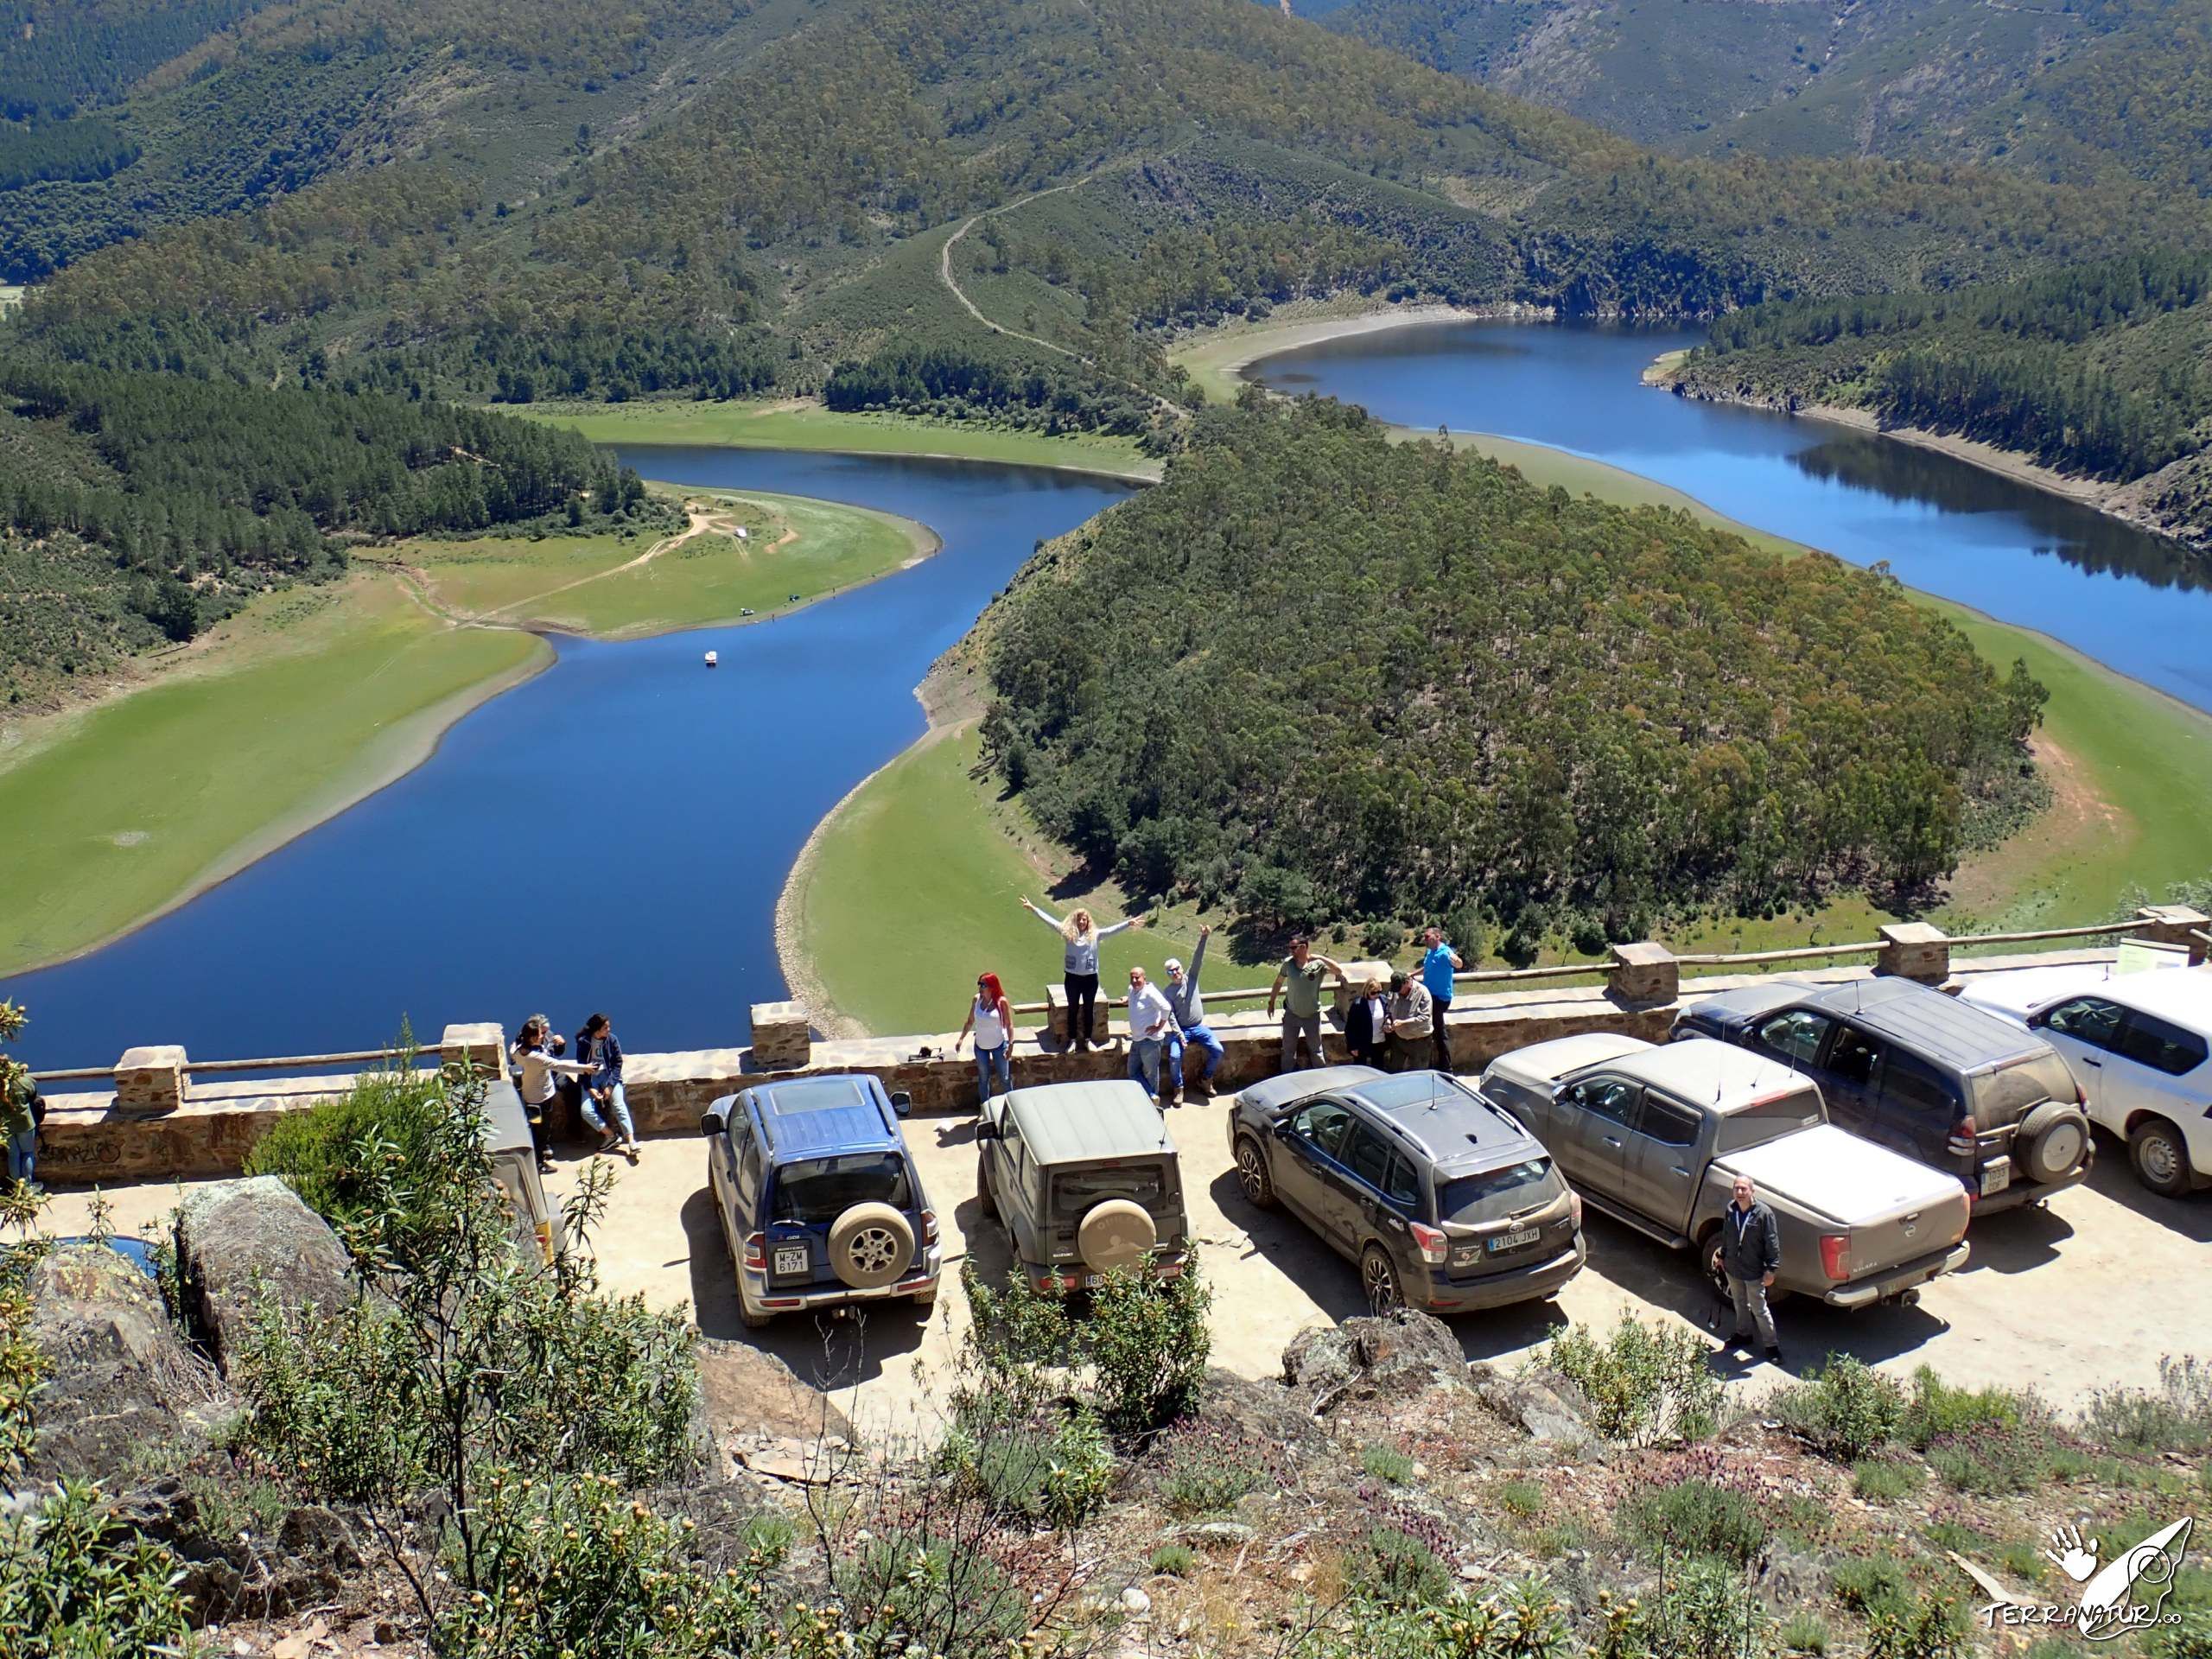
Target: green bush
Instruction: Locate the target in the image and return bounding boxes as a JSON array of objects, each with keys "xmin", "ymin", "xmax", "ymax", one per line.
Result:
[
  {"xmin": 1925, "ymin": 1422, "xmax": 2060, "ymax": 1494},
  {"xmin": 1780, "ymin": 1610, "xmax": 1830, "ymax": 1655},
  {"xmin": 2148, "ymin": 1605, "xmax": 2212, "ymax": 1659},
  {"xmin": 834, "ymin": 1522, "xmax": 1030, "ymax": 1659},
  {"xmin": 937, "ymin": 1394, "xmax": 1114, "ymax": 1528},
  {"xmin": 1833, "ymin": 1555, "xmax": 1909, "ymax": 1615},
  {"xmin": 1363, "ymin": 1440, "xmax": 1417, "ymax": 1484},
  {"xmin": 242, "ymin": 1061, "xmax": 449, "ymax": 1233},
  {"xmin": 958, "ymin": 1259, "xmax": 1077, "ymax": 1379},
  {"xmin": 0, "ymin": 1479, "xmax": 199, "ymax": 1658},
  {"xmin": 2083, "ymin": 1357, "xmax": 2212, "ymax": 1457},
  {"xmin": 1851, "ymin": 1459, "xmax": 1923, "ymax": 1501},
  {"xmin": 1154, "ymin": 1421, "xmax": 1272, "ymax": 1518},
  {"xmin": 1546, "ymin": 1316, "xmax": 1723, "ymax": 1446},
  {"xmin": 1497, "ymin": 1478, "xmax": 1544, "ymax": 1518},
  {"xmin": 1090, "ymin": 1262, "xmax": 1213, "ymax": 1435},
  {"xmin": 1864, "ymin": 1592, "xmax": 1967, "ymax": 1659},
  {"xmin": 1151, "ymin": 1542, "xmax": 1198, "ymax": 1577},
  {"xmin": 437, "ymin": 1470, "xmax": 778, "ymax": 1659},
  {"xmin": 1345, "ymin": 1525, "xmax": 1454, "ymax": 1610},
  {"xmin": 1620, "ymin": 1478, "xmax": 1770, "ymax": 1566},
  {"xmin": 1598, "ymin": 1557, "xmax": 1768, "ymax": 1659},
  {"xmin": 1294, "ymin": 1576, "xmax": 1577, "ymax": 1659},
  {"xmin": 1900, "ymin": 1366, "xmax": 2031, "ymax": 1448},
  {"xmin": 1775, "ymin": 1356, "xmax": 1904, "ymax": 1461}
]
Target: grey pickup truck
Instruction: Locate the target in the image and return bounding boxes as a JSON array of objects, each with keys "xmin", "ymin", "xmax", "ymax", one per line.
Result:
[{"xmin": 1477, "ymin": 1033, "xmax": 1971, "ymax": 1308}]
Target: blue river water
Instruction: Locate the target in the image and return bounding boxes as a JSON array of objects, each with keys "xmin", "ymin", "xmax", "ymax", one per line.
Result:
[
  {"xmin": 1254, "ymin": 319, "xmax": 2212, "ymax": 714},
  {"xmin": 12, "ymin": 320, "xmax": 2209, "ymax": 1070},
  {"xmin": 5, "ymin": 452, "xmax": 1128, "ymax": 1067}
]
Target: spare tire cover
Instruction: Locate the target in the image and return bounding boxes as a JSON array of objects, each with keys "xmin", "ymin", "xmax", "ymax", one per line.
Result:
[
  {"xmin": 828, "ymin": 1202, "xmax": 915, "ymax": 1289},
  {"xmin": 2017, "ymin": 1101, "xmax": 2089, "ymax": 1185},
  {"xmin": 1077, "ymin": 1198, "xmax": 1157, "ymax": 1274}
]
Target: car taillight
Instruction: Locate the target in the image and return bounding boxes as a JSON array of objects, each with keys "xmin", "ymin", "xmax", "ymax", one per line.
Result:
[
  {"xmin": 1819, "ymin": 1233, "xmax": 1852, "ymax": 1281},
  {"xmin": 742, "ymin": 1232, "xmax": 766, "ymax": 1272},
  {"xmin": 921, "ymin": 1209, "xmax": 938, "ymax": 1246},
  {"xmin": 1946, "ymin": 1118, "xmax": 1979, "ymax": 1158},
  {"xmin": 1409, "ymin": 1222, "xmax": 1448, "ymax": 1266},
  {"xmin": 1568, "ymin": 1191, "xmax": 1584, "ymax": 1231},
  {"xmin": 535, "ymin": 1220, "xmax": 554, "ymax": 1264}
]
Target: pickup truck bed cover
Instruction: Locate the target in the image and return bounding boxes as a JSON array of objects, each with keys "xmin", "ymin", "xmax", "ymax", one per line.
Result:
[{"xmin": 1716, "ymin": 1124, "xmax": 1965, "ymax": 1228}]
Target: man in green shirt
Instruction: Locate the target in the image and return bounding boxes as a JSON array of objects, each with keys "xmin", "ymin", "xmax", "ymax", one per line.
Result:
[{"xmin": 1267, "ymin": 934, "xmax": 1344, "ymax": 1073}]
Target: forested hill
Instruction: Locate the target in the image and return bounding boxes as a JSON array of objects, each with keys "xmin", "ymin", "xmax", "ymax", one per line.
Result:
[
  {"xmin": 977, "ymin": 398, "xmax": 2045, "ymax": 957},
  {"xmin": 0, "ymin": 0, "xmax": 2177, "ymax": 440},
  {"xmin": 0, "ymin": 369, "xmax": 650, "ymax": 705},
  {"xmin": 1322, "ymin": 0, "xmax": 2212, "ymax": 196},
  {"xmin": 1671, "ymin": 251, "xmax": 2212, "ymax": 553}
]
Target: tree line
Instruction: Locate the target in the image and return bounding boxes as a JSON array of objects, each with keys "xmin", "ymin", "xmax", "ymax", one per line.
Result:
[{"xmin": 979, "ymin": 397, "xmax": 2044, "ymax": 957}]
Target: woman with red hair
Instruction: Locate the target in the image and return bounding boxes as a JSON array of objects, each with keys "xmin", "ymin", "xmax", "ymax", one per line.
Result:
[{"xmin": 956, "ymin": 970, "xmax": 1015, "ymax": 1109}]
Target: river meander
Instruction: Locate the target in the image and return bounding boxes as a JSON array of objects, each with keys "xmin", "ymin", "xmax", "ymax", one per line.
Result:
[
  {"xmin": 1253, "ymin": 319, "xmax": 2212, "ymax": 714},
  {"xmin": 11, "ymin": 321, "xmax": 2209, "ymax": 1070}
]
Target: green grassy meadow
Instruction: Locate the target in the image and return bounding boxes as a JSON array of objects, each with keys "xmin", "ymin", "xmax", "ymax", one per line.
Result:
[
  {"xmin": 519, "ymin": 399, "xmax": 1160, "ymax": 480},
  {"xmin": 0, "ymin": 577, "xmax": 545, "ymax": 976}
]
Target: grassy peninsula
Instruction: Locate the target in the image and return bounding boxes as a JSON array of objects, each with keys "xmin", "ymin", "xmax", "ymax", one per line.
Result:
[
  {"xmin": 0, "ymin": 484, "xmax": 932, "ymax": 977},
  {"xmin": 785, "ymin": 329, "xmax": 2212, "ymax": 1034}
]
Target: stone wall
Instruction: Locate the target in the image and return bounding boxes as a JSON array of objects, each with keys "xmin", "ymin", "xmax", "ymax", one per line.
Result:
[{"xmin": 33, "ymin": 945, "xmax": 2164, "ymax": 1184}]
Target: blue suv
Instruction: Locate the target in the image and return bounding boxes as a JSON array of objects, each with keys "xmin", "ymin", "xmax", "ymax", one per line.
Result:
[{"xmin": 700, "ymin": 1075, "xmax": 941, "ymax": 1328}]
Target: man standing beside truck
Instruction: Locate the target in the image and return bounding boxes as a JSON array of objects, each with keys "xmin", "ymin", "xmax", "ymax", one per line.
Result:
[{"xmin": 1721, "ymin": 1174, "xmax": 1783, "ymax": 1368}]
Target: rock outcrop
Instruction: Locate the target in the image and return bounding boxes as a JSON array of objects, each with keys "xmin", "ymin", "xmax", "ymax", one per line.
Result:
[
  {"xmin": 22, "ymin": 1243, "xmax": 234, "ymax": 1485},
  {"xmin": 173, "ymin": 1177, "xmax": 358, "ymax": 1372},
  {"xmin": 1468, "ymin": 1361, "xmax": 1596, "ymax": 1448},
  {"xmin": 117, "ymin": 1476, "xmax": 366, "ymax": 1622},
  {"xmin": 1280, "ymin": 1309, "xmax": 1470, "ymax": 1414}
]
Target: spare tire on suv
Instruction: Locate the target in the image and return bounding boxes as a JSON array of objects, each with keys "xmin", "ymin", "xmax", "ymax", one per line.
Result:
[
  {"xmin": 829, "ymin": 1202, "xmax": 914, "ymax": 1289},
  {"xmin": 1077, "ymin": 1198, "xmax": 1157, "ymax": 1274},
  {"xmin": 2016, "ymin": 1099, "xmax": 2091, "ymax": 1187}
]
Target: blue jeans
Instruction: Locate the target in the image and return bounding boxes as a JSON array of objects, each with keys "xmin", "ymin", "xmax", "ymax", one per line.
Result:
[
  {"xmin": 4, "ymin": 1125, "xmax": 33, "ymax": 1188},
  {"xmin": 1128, "ymin": 1038, "xmax": 1165, "ymax": 1095},
  {"xmin": 974, "ymin": 1043, "xmax": 1010, "ymax": 1106},
  {"xmin": 1166, "ymin": 1025, "xmax": 1224, "ymax": 1090},
  {"xmin": 582, "ymin": 1079, "xmax": 635, "ymax": 1144}
]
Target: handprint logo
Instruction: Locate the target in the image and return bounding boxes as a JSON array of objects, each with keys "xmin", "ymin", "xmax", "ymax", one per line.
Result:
[{"xmin": 2046, "ymin": 1522, "xmax": 2101, "ymax": 1584}]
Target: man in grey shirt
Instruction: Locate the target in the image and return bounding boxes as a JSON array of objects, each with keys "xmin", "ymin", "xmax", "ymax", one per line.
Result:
[
  {"xmin": 1267, "ymin": 934, "xmax": 1344, "ymax": 1072},
  {"xmin": 1161, "ymin": 923, "xmax": 1224, "ymax": 1103}
]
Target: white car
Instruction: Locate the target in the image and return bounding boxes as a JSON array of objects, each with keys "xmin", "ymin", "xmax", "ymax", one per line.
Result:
[{"xmin": 1954, "ymin": 966, "xmax": 2212, "ymax": 1198}]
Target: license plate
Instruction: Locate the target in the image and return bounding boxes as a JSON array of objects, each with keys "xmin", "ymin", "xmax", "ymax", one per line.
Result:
[
  {"xmin": 1979, "ymin": 1166, "xmax": 2010, "ymax": 1197},
  {"xmin": 773, "ymin": 1247, "xmax": 809, "ymax": 1276},
  {"xmin": 1489, "ymin": 1227, "xmax": 1541, "ymax": 1252}
]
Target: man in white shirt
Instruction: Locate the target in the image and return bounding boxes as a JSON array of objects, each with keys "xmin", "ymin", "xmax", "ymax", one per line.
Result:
[{"xmin": 1125, "ymin": 966, "xmax": 1178, "ymax": 1102}]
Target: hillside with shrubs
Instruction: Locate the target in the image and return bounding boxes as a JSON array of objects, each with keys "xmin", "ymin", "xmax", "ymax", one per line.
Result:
[{"xmin": 6, "ymin": 1048, "xmax": 2210, "ymax": 1656}]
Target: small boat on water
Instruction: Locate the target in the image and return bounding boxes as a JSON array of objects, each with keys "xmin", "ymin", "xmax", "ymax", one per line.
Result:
[{"xmin": 703, "ymin": 650, "xmax": 718, "ymax": 668}]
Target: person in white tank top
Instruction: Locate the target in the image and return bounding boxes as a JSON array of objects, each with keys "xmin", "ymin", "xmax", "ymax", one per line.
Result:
[{"xmin": 956, "ymin": 971, "xmax": 1015, "ymax": 1109}]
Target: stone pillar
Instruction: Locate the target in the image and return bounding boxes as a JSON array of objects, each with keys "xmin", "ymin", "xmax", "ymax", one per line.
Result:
[
  {"xmin": 1877, "ymin": 922, "xmax": 1950, "ymax": 984},
  {"xmin": 749, "ymin": 1001, "xmax": 811, "ymax": 1070},
  {"xmin": 2134, "ymin": 905, "xmax": 2211, "ymax": 965},
  {"xmin": 1332, "ymin": 960, "xmax": 1393, "ymax": 1019},
  {"xmin": 1048, "ymin": 983, "xmax": 1106, "ymax": 1047},
  {"xmin": 1607, "ymin": 942, "xmax": 1679, "ymax": 1005},
  {"xmin": 440, "ymin": 1022, "xmax": 508, "ymax": 1079},
  {"xmin": 114, "ymin": 1046, "xmax": 188, "ymax": 1116}
]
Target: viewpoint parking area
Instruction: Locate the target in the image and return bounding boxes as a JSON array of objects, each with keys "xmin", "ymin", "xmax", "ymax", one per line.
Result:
[{"xmin": 41, "ymin": 1105, "xmax": 2212, "ymax": 1439}]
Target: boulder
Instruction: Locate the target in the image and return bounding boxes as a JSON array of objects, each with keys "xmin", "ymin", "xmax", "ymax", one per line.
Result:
[
  {"xmin": 115, "ymin": 1475, "xmax": 365, "ymax": 1622},
  {"xmin": 1468, "ymin": 1362, "xmax": 1596, "ymax": 1448},
  {"xmin": 696, "ymin": 1338, "xmax": 852, "ymax": 1447},
  {"xmin": 174, "ymin": 1177, "xmax": 357, "ymax": 1372},
  {"xmin": 1281, "ymin": 1309, "xmax": 1469, "ymax": 1414},
  {"xmin": 22, "ymin": 1243, "xmax": 234, "ymax": 1485},
  {"xmin": 1190, "ymin": 1368, "xmax": 1328, "ymax": 1459}
]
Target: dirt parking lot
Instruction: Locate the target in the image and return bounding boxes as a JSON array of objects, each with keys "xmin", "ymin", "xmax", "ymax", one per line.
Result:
[{"xmin": 39, "ymin": 1103, "xmax": 2212, "ymax": 1439}]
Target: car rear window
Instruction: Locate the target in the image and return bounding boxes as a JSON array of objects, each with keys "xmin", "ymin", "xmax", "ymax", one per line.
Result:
[
  {"xmin": 1713, "ymin": 1089, "xmax": 1823, "ymax": 1153},
  {"xmin": 1053, "ymin": 1166, "xmax": 1167, "ymax": 1217},
  {"xmin": 1437, "ymin": 1159, "xmax": 1551, "ymax": 1224},
  {"xmin": 2120, "ymin": 1012, "xmax": 2210, "ymax": 1078},
  {"xmin": 1967, "ymin": 1052, "xmax": 2077, "ymax": 1122},
  {"xmin": 771, "ymin": 1153, "xmax": 911, "ymax": 1224}
]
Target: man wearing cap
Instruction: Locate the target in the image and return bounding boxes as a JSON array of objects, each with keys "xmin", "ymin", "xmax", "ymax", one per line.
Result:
[
  {"xmin": 1268, "ymin": 934, "xmax": 1344, "ymax": 1072},
  {"xmin": 1161, "ymin": 923, "xmax": 1224, "ymax": 1104}
]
